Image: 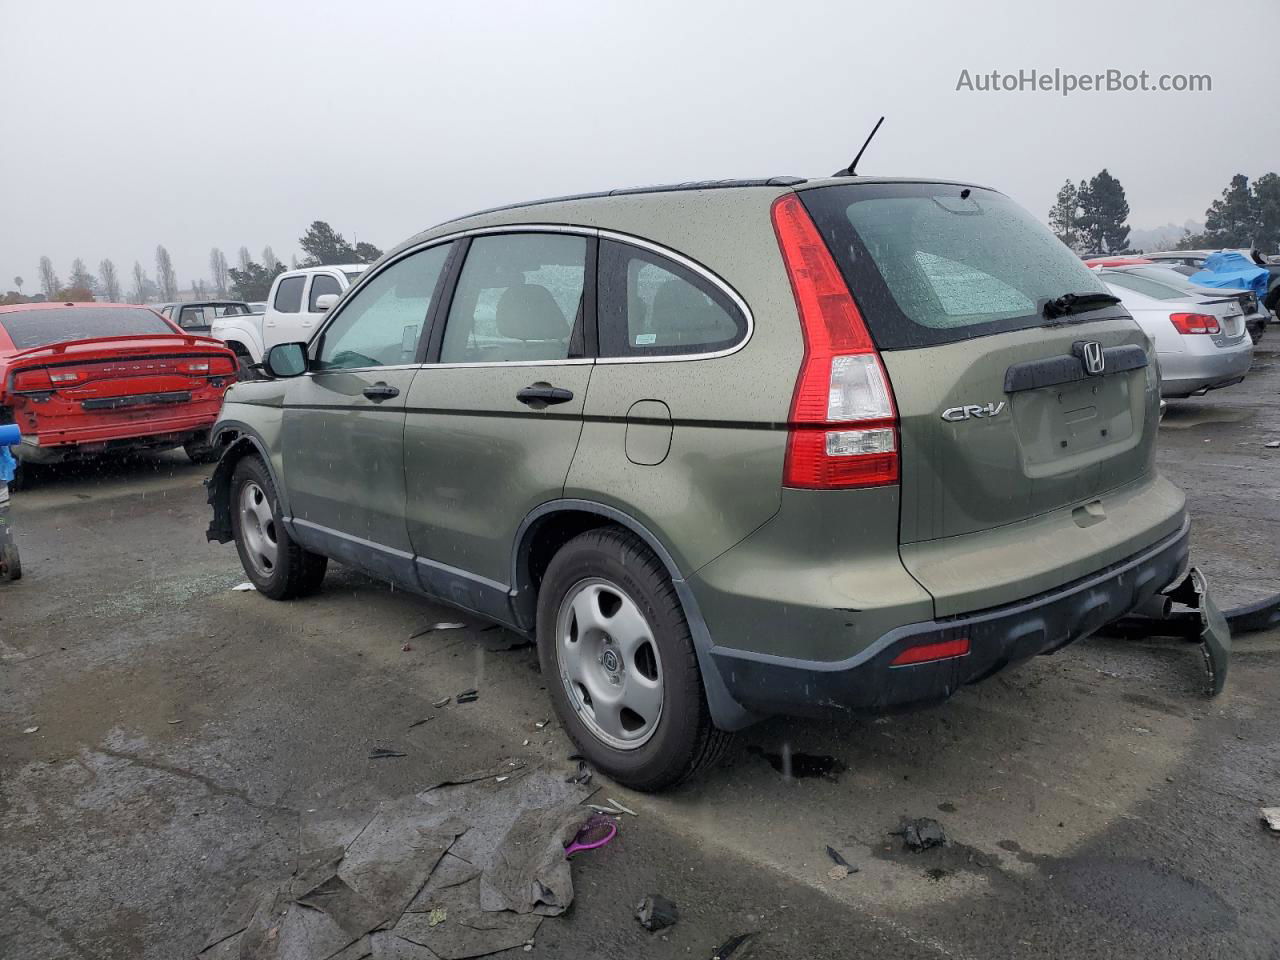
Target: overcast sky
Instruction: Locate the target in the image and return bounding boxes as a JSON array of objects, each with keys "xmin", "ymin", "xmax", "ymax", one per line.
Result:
[{"xmin": 2, "ymin": 0, "xmax": 1277, "ymax": 292}]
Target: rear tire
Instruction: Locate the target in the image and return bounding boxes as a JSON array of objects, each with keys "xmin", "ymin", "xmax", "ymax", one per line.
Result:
[
  {"xmin": 1, "ymin": 544, "xmax": 20, "ymax": 581},
  {"xmin": 8, "ymin": 460, "xmax": 31, "ymax": 492},
  {"xmin": 536, "ymin": 527, "xmax": 731, "ymax": 791},
  {"xmin": 234, "ymin": 351, "xmax": 259, "ymax": 382},
  {"xmin": 229, "ymin": 455, "xmax": 327, "ymax": 600}
]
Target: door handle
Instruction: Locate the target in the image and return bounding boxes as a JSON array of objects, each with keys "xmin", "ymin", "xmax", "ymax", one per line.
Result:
[
  {"xmin": 517, "ymin": 383, "xmax": 574, "ymax": 407},
  {"xmin": 362, "ymin": 383, "xmax": 400, "ymax": 402}
]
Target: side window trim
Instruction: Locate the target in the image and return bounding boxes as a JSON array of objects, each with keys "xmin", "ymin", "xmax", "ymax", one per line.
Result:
[
  {"xmin": 594, "ymin": 232, "xmax": 752, "ymax": 363},
  {"xmin": 309, "ymin": 241, "xmax": 456, "ymax": 366}
]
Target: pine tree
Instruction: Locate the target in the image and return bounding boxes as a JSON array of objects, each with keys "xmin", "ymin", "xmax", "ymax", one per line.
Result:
[
  {"xmin": 1048, "ymin": 179, "xmax": 1079, "ymax": 249},
  {"xmin": 1203, "ymin": 174, "xmax": 1260, "ymax": 248}
]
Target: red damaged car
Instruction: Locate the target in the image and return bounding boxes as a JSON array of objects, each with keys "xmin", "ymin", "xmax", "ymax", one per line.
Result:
[{"xmin": 0, "ymin": 302, "xmax": 237, "ymax": 487}]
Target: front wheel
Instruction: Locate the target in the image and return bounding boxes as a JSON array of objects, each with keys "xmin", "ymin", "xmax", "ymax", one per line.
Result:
[
  {"xmin": 184, "ymin": 433, "xmax": 220, "ymax": 464},
  {"xmin": 537, "ymin": 528, "xmax": 731, "ymax": 791},
  {"xmin": 229, "ymin": 455, "xmax": 327, "ymax": 600}
]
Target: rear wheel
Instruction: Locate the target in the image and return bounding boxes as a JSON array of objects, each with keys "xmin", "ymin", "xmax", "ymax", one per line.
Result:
[
  {"xmin": 232, "ymin": 349, "xmax": 259, "ymax": 382},
  {"xmin": 537, "ymin": 528, "xmax": 731, "ymax": 791},
  {"xmin": 230, "ymin": 455, "xmax": 327, "ymax": 599},
  {"xmin": 1, "ymin": 543, "xmax": 20, "ymax": 581}
]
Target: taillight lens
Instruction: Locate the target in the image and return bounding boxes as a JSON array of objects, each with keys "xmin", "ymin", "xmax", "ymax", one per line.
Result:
[
  {"xmin": 771, "ymin": 194, "xmax": 898, "ymax": 489},
  {"xmin": 11, "ymin": 369, "xmax": 53, "ymax": 392},
  {"xmin": 180, "ymin": 356, "xmax": 236, "ymax": 376},
  {"xmin": 1169, "ymin": 312, "xmax": 1220, "ymax": 335}
]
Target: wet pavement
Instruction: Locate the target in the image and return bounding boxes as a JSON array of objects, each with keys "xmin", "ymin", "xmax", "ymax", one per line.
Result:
[{"xmin": 2, "ymin": 348, "xmax": 1278, "ymax": 959}]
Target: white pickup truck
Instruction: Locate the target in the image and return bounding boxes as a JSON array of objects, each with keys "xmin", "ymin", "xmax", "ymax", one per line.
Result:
[{"xmin": 211, "ymin": 264, "xmax": 368, "ymax": 373}]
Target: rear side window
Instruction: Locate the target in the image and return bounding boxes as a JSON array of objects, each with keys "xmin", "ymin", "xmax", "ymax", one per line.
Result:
[
  {"xmin": 440, "ymin": 234, "xmax": 586, "ymax": 364},
  {"xmin": 597, "ymin": 241, "xmax": 746, "ymax": 357},
  {"xmin": 800, "ymin": 183, "xmax": 1112, "ymax": 349},
  {"xmin": 309, "ymin": 274, "xmax": 343, "ymax": 310},
  {"xmin": 178, "ymin": 306, "xmax": 207, "ymax": 328},
  {"xmin": 273, "ymin": 276, "xmax": 305, "ymax": 313},
  {"xmin": 0, "ymin": 307, "xmax": 174, "ymax": 349}
]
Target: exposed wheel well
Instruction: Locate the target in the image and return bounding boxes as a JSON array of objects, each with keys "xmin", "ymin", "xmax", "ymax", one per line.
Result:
[
  {"xmin": 224, "ymin": 340, "xmax": 251, "ymax": 357},
  {"xmin": 205, "ymin": 435, "xmax": 263, "ymax": 543},
  {"xmin": 514, "ymin": 510, "xmax": 618, "ymax": 627}
]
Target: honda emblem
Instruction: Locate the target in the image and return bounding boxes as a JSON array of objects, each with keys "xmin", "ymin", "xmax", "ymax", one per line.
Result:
[{"xmin": 1077, "ymin": 341, "xmax": 1105, "ymax": 376}]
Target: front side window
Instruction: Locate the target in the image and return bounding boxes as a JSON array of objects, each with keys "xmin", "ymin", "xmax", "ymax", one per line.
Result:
[
  {"xmin": 315, "ymin": 244, "xmax": 451, "ymax": 370},
  {"xmin": 598, "ymin": 241, "xmax": 746, "ymax": 358},
  {"xmin": 308, "ymin": 274, "xmax": 343, "ymax": 311},
  {"xmin": 273, "ymin": 276, "xmax": 305, "ymax": 313},
  {"xmin": 440, "ymin": 234, "xmax": 586, "ymax": 363}
]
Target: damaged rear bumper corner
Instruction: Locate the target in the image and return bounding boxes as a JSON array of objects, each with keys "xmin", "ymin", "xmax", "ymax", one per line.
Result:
[{"xmin": 709, "ymin": 517, "xmax": 1191, "ymax": 717}]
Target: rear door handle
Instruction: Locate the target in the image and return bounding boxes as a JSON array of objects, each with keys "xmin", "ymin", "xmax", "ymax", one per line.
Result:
[
  {"xmin": 517, "ymin": 383, "xmax": 574, "ymax": 407},
  {"xmin": 362, "ymin": 383, "xmax": 400, "ymax": 402}
]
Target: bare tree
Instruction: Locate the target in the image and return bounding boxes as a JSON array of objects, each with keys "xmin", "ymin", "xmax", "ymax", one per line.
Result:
[
  {"xmin": 68, "ymin": 258, "xmax": 96, "ymax": 293},
  {"xmin": 192, "ymin": 279, "xmax": 208, "ymax": 298},
  {"xmin": 130, "ymin": 261, "xmax": 148, "ymax": 303},
  {"xmin": 209, "ymin": 248, "xmax": 229, "ymax": 297},
  {"xmin": 99, "ymin": 259, "xmax": 121, "ymax": 301},
  {"xmin": 155, "ymin": 245, "xmax": 178, "ymax": 301},
  {"xmin": 238, "ymin": 246, "xmax": 253, "ymax": 274},
  {"xmin": 39, "ymin": 256, "xmax": 60, "ymax": 298},
  {"xmin": 262, "ymin": 245, "xmax": 280, "ymax": 271}
]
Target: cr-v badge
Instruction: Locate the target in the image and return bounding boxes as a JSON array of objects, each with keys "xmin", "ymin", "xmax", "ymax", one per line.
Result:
[{"xmin": 941, "ymin": 401, "xmax": 1006, "ymax": 422}]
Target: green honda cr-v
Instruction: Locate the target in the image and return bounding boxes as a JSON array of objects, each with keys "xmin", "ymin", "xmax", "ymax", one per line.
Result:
[{"xmin": 207, "ymin": 176, "xmax": 1189, "ymax": 790}]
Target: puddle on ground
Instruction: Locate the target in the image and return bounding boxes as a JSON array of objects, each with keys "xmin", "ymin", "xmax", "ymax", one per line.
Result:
[
  {"xmin": 1159, "ymin": 405, "xmax": 1253, "ymax": 430},
  {"xmin": 746, "ymin": 745, "xmax": 846, "ymax": 781}
]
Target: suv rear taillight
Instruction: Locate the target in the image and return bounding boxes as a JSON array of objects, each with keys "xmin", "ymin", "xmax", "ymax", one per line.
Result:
[
  {"xmin": 11, "ymin": 369, "xmax": 53, "ymax": 392},
  {"xmin": 771, "ymin": 194, "xmax": 899, "ymax": 489},
  {"xmin": 1169, "ymin": 312, "xmax": 1220, "ymax": 335}
]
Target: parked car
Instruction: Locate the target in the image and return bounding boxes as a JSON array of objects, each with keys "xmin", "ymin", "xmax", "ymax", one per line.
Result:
[
  {"xmin": 210, "ymin": 265, "xmax": 369, "ymax": 372},
  {"xmin": 1098, "ymin": 269, "xmax": 1253, "ymax": 397},
  {"xmin": 0, "ymin": 302, "xmax": 238, "ymax": 487},
  {"xmin": 207, "ymin": 176, "xmax": 1190, "ymax": 790},
  {"xmin": 1082, "ymin": 255, "xmax": 1153, "ymax": 268},
  {"xmin": 1098, "ymin": 263, "xmax": 1268, "ymax": 344},
  {"xmin": 158, "ymin": 300, "xmax": 255, "ymax": 335},
  {"xmin": 1147, "ymin": 249, "xmax": 1280, "ymax": 316}
]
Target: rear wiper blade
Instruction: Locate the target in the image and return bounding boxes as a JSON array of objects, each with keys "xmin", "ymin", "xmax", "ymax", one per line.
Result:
[{"xmin": 1042, "ymin": 291, "xmax": 1120, "ymax": 320}]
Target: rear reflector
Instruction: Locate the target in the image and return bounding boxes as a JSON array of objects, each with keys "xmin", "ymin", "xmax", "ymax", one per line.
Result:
[
  {"xmin": 1169, "ymin": 312, "xmax": 1220, "ymax": 335},
  {"xmin": 771, "ymin": 194, "xmax": 899, "ymax": 489},
  {"xmin": 889, "ymin": 637, "xmax": 971, "ymax": 666}
]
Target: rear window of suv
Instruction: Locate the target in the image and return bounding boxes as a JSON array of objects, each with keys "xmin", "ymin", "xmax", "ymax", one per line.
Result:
[
  {"xmin": 800, "ymin": 182, "xmax": 1111, "ymax": 350},
  {"xmin": 0, "ymin": 307, "xmax": 174, "ymax": 349}
]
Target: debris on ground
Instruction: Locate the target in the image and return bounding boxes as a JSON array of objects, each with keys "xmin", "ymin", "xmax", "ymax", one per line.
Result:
[
  {"xmin": 369, "ymin": 748, "xmax": 408, "ymax": 759},
  {"xmin": 534, "ymin": 719, "xmax": 551, "ymax": 729},
  {"xmin": 22, "ymin": 725, "xmax": 38, "ymax": 734},
  {"xmin": 711, "ymin": 932, "xmax": 755, "ymax": 959},
  {"xmin": 607, "ymin": 797, "xmax": 637, "ymax": 817},
  {"xmin": 1262, "ymin": 807, "xmax": 1280, "ymax": 832},
  {"xmin": 893, "ymin": 817, "xmax": 948, "ymax": 851},
  {"xmin": 199, "ymin": 764, "xmax": 595, "ymax": 960},
  {"xmin": 433, "ymin": 696, "xmax": 452, "ymax": 709},
  {"xmin": 410, "ymin": 621, "xmax": 468, "ymax": 639},
  {"xmin": 635, "ymin": 894, "xmax": 679, "ymax": 932},
  {"xmin": 231, "ymin": 582, "xmax": 256, "ymax": 592},
  {"xmin": 564, "ymin": 814, "xmax": 617, "ymax": 857},
  {"xmin": 565, "ymin": 759, "xmax": 592, "ymax": 786},
  {"xmin": 401, "ymin": 642, "xmax": 413, "ymax": 652},
  {"xmin": 825, "ymin": 845, "xmax": 857, "ymax": 879},
  {"xmin": 1265, "ymin": 440, "xmax": 1280, "ymax": 449},
  {"xmin": 456, "ymin": 689, "xmax": 479, "ymax": 704},
  {"xmin": 408, "ymin": 717, "xmax": 434, "ymax": 730}
]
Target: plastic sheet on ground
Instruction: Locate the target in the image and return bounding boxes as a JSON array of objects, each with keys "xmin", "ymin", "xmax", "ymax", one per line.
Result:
[{"xmin": 199, "ymin": 763, "xmax": 594, "ymax": 960}]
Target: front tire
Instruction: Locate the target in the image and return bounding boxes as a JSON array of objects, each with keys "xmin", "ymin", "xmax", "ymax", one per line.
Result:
[
  {"xmin": 184, "ymin": 433, "xmax": 220, "ymax": 464},
  {"xmin": 537, "ymin": 528, "xmax": 730, "ymax": 791},
  {"xmin": 229, "ymin": 455, "xmax": 327, "ymax": 600}
]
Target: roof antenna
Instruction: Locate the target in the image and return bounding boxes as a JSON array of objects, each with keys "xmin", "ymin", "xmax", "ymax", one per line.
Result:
[{"xmin": 836, "ymin": 116, "xmax": 884, "ymax": 177}]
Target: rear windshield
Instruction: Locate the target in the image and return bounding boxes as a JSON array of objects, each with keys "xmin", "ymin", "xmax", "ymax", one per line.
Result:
[
  {"xmin": 0, "ymin": 307, "xmax": 174, "ymax": 350},
  {"xmin": 800, "ymin": 183, "xmax": 1112, "ymax": 349},
  {"xmin": 1102, "ymin": 271, "xmax": 1190, "ymax": 301}
]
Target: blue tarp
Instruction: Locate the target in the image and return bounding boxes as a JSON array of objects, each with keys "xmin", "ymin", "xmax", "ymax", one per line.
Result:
[
  {"xmin": 0, "ymin": 424, "xmax": 18, "ymax": 485},
  {"xmin": 1188, "ymin": 252, "xmax": 1270, "ymax": 302}
]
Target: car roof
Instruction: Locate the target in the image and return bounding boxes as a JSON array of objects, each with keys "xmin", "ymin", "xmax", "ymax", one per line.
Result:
[
  {"xmin": 0, "ymin": 301, "xmax": 160, "ymax": 315},
  {"xmin": 282, "ymin": 264, "xmax": 368, "ymax": 275},
  {"xmin": 404, "ymin": 175, "xmax": 999, "ymax": 250},
  {"xmin": 174, "ymin": 300, "xmax": 250, "ymax": 307}
]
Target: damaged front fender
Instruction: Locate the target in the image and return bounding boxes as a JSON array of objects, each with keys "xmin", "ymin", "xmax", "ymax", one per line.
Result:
[{"xmin": 205, "ymin": 434, "xmax": 272, "ymax": 544}]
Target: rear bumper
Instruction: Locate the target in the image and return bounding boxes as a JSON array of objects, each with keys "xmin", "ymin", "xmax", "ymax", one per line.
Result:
[
  {"xmin": 15, "ymin": 409, "xmax": 218, "ymax": 462},
  {"xmin": 1158, "ymin": 339, "xmax": 1253, "ymax": 397},
  {"xmin": 710, "ymin": 515, "xmax": 1190, "ymax": 716}
]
